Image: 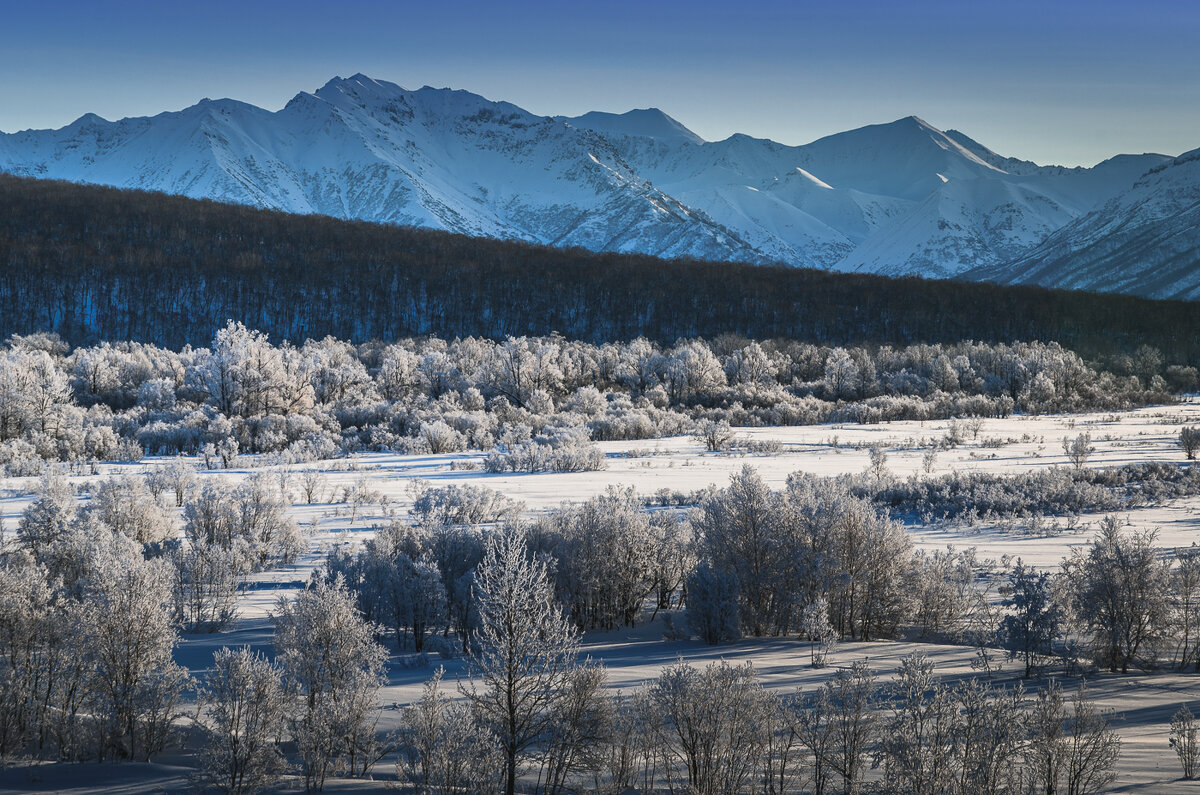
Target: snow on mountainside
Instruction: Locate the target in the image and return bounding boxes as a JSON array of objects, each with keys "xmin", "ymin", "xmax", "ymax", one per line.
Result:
[
  {"xmin": 558, "ymin": 108, "xmax": 706, "ymax": 146},
  {"xmin": 969, "ymin": 148, "xmax": 1200, "ymax": 300},
  {"xmin": 0, "ymin": 75, "xmax": 763, "ymax": 263},
  {"xmin": 0, "ymin": 73, "xmax": 1191, "ymax": 295}
]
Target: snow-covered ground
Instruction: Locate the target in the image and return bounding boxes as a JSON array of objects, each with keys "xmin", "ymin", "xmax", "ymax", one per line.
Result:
[{"xmin": 3, "ymin": 400, "xmax": 1200, "ymax": 791}]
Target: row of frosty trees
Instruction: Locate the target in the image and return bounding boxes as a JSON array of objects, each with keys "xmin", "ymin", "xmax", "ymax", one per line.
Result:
[
  {"xmin": 7, "ymin": 458, "xmax": 1200, "ymax": 792},
  {"xmin": 0, "ymin": 517, "xmax": 1149, "ymax": 795},
  {"xmin": 0, "ymin": 323, "xmax": 1187, "ymax": 476}
]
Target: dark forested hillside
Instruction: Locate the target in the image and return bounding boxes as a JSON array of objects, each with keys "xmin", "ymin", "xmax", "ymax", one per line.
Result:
[{"xmin": 1, "ymin": 173, "xmax": 1197, "ymax": 361}]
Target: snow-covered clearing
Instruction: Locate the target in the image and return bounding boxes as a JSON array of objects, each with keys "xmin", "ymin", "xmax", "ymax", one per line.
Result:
[{"xmin": 3, "ymin": 399, "xmax": 1200, "ymax": 791}]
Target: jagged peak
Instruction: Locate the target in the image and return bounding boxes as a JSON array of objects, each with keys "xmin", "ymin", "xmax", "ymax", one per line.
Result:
[
  {"xmin": 66, "ymin": 112, "xmax": 109, "ymax": 128},
  {"xmin": 314, "ymin": 73, "xmax": 409, "ymax": 100},
  {"xmin": 559, "ymin": 107, "xmax": 705, "ymax": 145}
]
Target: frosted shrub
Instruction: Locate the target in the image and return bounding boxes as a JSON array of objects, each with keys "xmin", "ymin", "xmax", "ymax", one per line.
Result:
[
  {"xmin": 0, "ymin": 438, "xmax": 45, "ymax": 476},
  {"xmin": 419, "ymin": 420, "xmax": 468, "ymax": 453},
  {"xmin": 1171, "ymin": 704, "xmax": 1200, "ymax": 779},
  {"xmin": 410, "ymin": 482, "xmax": 523, "ymax": 527},
  {"xmin": 193, "ymin": 648, "xmax": 288, "ymax": 795},
  {"xmin": 483, "ymin": 426, "xmax": 604, "ymax": 473}
]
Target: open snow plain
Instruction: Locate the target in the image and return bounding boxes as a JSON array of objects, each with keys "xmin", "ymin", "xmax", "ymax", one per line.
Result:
[{"xmin": 3, "ymin": 400, "xmax": 1200, "ymax": 792}]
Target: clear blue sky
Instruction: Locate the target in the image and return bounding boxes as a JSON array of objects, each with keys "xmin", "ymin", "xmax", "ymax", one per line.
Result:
[{"xmin": 2, "ymin": 0, "xmax": 1197, "ymax": 167}]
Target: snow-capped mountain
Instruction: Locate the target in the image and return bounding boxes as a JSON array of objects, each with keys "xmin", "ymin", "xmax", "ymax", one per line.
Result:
[
  {"xmin": 0, "ymin": 75, "xmax": 763, "ymax": 263},
  {"xmin": 968, "ymin": 148, "xmax": 1200, "ymax": 300},
  {"xmin": 0, "ymin": 73, "xmax": 1190, "ymax": 295}
]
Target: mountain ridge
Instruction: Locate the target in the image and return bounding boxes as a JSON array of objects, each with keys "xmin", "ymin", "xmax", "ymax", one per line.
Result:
[{"xmin": 0, "ymin": 74, "xmax": 1192, "ymax": 297}]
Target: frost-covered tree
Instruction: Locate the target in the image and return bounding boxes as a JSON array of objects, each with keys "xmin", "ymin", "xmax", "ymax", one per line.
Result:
[
  {"xmin": 645, "ymin": 659, "xmax": 773, "ymax": 795},
  {"xmin": 685, "ymin": 561, "xmax": 741, "ymax": 645},
  {"xmin": 400, "ymin": 668, "xmax": 503, "ymax": 795},
  {"xmin": 1172, "ymin": 545, "xmax": 1200, "ymax": 670},
  {"xmin": 795, "ymin": 687, "xmax": 837, "ymax": 795},
  {"xmin": 801, "ymin": 597, "xmax": 838, "ymax": 668},
  {"xmin": 184, "ymin": 476, "xmax": 303, "ymax": 570},
  {"xmin": 1171, "ymin": 704, "xmax": 1200, "ymax": 779},
  {"xmin": 1181, "ymin": 427, "xmax": 1200, "ymax": 461},
  {"xmin": 1025, "ymin": 681, "xmax": 1121, "ymax": 795},
  {"xmin": 1064, "ymin": 517, "xmax": 1171, "ymax": 672},
  {"xmin": 464, "ymin": 527, "xmax": 580, "ymax": 795},
  {"xmin": 301, "ymin": 336, "xmax": 374, "ymax": 407},
  {"xmin": 540, "ymin": 486, "xmax": 657, "ymax": 629},
  {"xmin": 694, "ymin": 419, "xmax": 734, "ymax": 452},
  {"xmin": 146, "ymin": 458, "xmax": 197, "ymax": 507},
  {"xmin": 659, "ymin": 340, "xmax": 726, "ymax": 404},
  {"xmin": 823, "ymin": 347, "xmax": 860, "ymax": 401},
  {"xmin": 695, "ymin": 466, "xmax": 780, "ymax": 636},
  {"xmin": 1062, "ymin": 432, "xmax": 1095, "ymax": 471},
  {"xmin": 825, "ymin": 661, "xmax": 878, "ymax": 795},
  {"xmin": 171, "ymin": 542, "xmax": 241, "ymax": 633},
  {"xmin": 85, "ymin": 476, "xmax": 176, "ymax": 548},
  {"xmin": 534, "ymin": 661, "xmax": 612, "ymax": 795},
  {"xmin": 80, "ymin": 533, "xmax": 190, "ymax": 760},
  {"xmin": 195, "ymin": 322, "xmax": 312, "ymax": 421},
  {"xmin": 274, "ymin": 576, "xmax": 389, "ymax": 790},
  {"xmin": 0, "ymin": 551, "xmax": 88, "ymax": 761},
  {"xmin": 17, "ymin": 475, "xmax": 78, "ymax": 562},
  {"xmin": 877, "ymin": 653, "xmax": 957, "ymax": 795},
  {"xmin": 999, "ymin": 559, "xmax": 1062, "ymax": 678},
  {"xmin": 194, "ymin": 647, "xmax": 288, "ymax": 795}
]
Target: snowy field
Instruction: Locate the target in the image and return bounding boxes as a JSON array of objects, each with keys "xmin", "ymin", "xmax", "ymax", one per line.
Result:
[{"xmin": 3, "ymin": 399, "xmax": 1200, "ymax": 792}]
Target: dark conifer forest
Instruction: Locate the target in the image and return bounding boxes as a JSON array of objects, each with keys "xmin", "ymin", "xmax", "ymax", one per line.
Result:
[{"xmin": 1, "ymin": 173, "xmax": 1197, "ymax": 360}]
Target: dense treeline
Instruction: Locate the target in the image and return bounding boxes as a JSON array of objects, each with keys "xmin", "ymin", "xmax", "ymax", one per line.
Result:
[
  {"xmin": 0, "ymin": 323, "xmax": 1184, "ymax": 474},
  {"xmin": 1, "ymin": 173, "xmax": 1199, "ymax": 360}
]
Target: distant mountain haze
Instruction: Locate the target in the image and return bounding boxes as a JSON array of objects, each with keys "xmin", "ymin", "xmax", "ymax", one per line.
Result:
[{"xmin": 2, "ymin": 74, "xmax": 1195, "ymax": 299}]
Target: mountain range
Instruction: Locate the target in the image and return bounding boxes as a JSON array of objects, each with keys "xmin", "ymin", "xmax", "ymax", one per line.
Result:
[{"xmin": 1, "ymin": 73, "xmax": 1196, "ymax": 299}]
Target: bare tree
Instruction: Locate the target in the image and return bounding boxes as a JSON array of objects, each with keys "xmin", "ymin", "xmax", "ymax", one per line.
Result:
[
  {"xmin": 1062, "ymin": 432, "xmax": 1095, "ymax": 471},
  {"xmin": 644, "ymin": 659, "xmax": 773, "ymax": 795},
  {"xmin": 463, "ymin": 526, "xmax": 580, "ymax": 795},
  {"xmin": 1181, "ymin": 427, "xmax": 1200, "ymax": 461},
  {"xmin": 825, "ymin": 661, "xmax": 878, "ymax": 795}
]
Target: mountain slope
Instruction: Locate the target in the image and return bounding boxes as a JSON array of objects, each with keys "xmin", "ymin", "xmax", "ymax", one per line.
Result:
[
  {"xmin": 0, "ymin": 75, "xmax": 764, "ymax": 263},
  {"xmin": 971, "ymin": 148, "xmax": 1200, "ymax": 300},
  {"xmin": 0, "ymin": 73, "xmax": 1190, "ymax": 294}
]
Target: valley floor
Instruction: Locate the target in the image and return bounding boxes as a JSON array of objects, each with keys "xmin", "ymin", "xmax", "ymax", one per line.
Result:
[{"xmin": 4, "ymin": 400, "xmax": 1200, "ymax": 792}]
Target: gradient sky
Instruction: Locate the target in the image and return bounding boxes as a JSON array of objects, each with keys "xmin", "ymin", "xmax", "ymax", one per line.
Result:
[{"xmin": 2, "ymin": 0, "xmax": 1197, "ymax": 167}]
